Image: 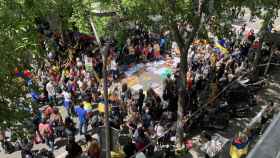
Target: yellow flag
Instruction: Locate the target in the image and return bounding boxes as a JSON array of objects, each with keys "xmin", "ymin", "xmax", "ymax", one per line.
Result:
[
  {"xmin": 215, "ymin": 44, "xmax": 229, "ymax": 54},
  {"xmin": 229, "ymin": 145, "xmax": 248, "ymax": 158}
]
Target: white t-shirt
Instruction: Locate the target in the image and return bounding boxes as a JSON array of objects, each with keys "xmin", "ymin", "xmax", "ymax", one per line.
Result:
[
  {"xmin": 171, "ymin": 42, "xmax": 178, "ymax": 49},
  {"xmin": 77, "ymin": 79, "xmax": 83, "ymax": 89},
  {"xmin": 204, "ymin": 52, "xmax": 210, "ymax": 61},
  {"xmin": 136, "ymin": 152, "xmax": 146, "ymax": 158},
  {"xmin": 203, "ymin": 65, "xmax": 210, "ymax": 77},
  {"xmin": 77, "ymin": 61, "xmax": 83, "ymax": 68},
  {"xmin": 63, "ymin": 91, "xmax": 71, "ymax": 102},
  {"xmin": 92, "ymin": 133, "xmax": 100, "ymax": 144},
  {"xmin": 46, "ymin": 82, "xmax": 55, "ymax": 97},
  {"xmin": 155, "ymin": 125, "xmax": 165, "ymax": 137},
  {"xmin": 111, "ymin": 60, "xmax": 117, "ymax": 71},
  {"xmin": 195, "ymin": 72, "xmax": 202, "ymax": 82}
]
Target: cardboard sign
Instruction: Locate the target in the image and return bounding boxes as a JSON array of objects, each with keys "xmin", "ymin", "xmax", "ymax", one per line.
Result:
[{"xmin": 85, "ymin": 56, "xmax": 93, "ymax": 72}]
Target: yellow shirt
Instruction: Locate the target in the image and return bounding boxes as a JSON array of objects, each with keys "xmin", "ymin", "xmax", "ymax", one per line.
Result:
[
  {"xmin": 210, "ymin": 53, "xmax": 217, "ymax": 66},
  {"xmin": 83, "ymin": 101, "xmax": 92, "ymax": 111},
  {"xmin": 153, "ymin": 44, "xmax": 160, "ymax": 52}
]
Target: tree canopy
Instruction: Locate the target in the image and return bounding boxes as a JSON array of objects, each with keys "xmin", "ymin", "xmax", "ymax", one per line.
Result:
[{"xmin": 0, "ymin": 0, "xmax": 279, "ymax": 131}]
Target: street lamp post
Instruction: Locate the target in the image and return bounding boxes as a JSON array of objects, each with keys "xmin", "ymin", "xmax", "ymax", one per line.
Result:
[
  {"xmin": 101, "ymin": 43, "xmax": 111, "ymax": 158},
  {"xmin": 88, "ymin": 13, "xmax": 111, "ymax": 158}
]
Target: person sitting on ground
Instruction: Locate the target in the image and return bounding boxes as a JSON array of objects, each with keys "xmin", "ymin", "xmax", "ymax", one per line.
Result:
[
  {"xmin": 65, "ymin": 139, "xmax": 83, "ymax": 158},
  {"xmin": 20, "ymin": 138, "xmax": 33, "ymax": 158},
  {"xmin": 85, "ymin": 135, "xmax": 101, "ymax": 158},
  {"xmin": 143, "ymin": 44, "xmax": 149, "ymax": 61},
  {"xmin": 147, "ymin": 44, "xmax": 153, "ymax": 60},
  {"xmin": 123, "ymin": 138, "xmax": 136, "ymax": 158},
  {"xmin": 153, "ymin": 42, "xmax": 161, "ymax": 60},
  {"xmin": 133, "ymin": 124, "xmax": 149, "ymax": 152}
]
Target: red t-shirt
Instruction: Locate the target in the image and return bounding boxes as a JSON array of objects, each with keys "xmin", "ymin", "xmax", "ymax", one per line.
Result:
[
  {"xmin": 187, "ymin": 78, "xmax": 192, "ymax": 90},
  {"xmin": 143, "ymin": 48, "xmax": 149, "ymax": 56},
  {"xmin": 251, "ymin": 41, "xmax": 260, "ymax": 49}
]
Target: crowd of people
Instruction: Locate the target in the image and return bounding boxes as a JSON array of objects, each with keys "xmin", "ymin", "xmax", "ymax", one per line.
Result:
[
  {"xmin": 2, "ymin": 17, "xmax": 275, "ymax": 158},
  {"xmin": 16, "ymin": 19, "xmax": 171, "ymax": 158}
]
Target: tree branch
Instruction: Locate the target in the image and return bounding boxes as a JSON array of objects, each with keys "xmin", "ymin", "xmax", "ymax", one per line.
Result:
[{"xmin": 91, "ymin": 11, "xmax": 117, "ymax": 17}]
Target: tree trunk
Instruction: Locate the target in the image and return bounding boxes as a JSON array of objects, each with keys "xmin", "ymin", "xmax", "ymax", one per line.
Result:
[
  {"xmin": 171, "ymin": 0, "xmax": 204, "ymax": 148},
  {"xmin": 172, "ymin": 19, "xmax": 202, "ymax": 148},
  {"xmin": 264, "ymin": 45, "xmax": 275, "ymax": 76},
  {"xmin": 172, "ymin": 23, "xmax": 187, "ymax": 147},
  {"xmin": 252, "ymin": 18, "xmax": 272, "ymax": 77}
]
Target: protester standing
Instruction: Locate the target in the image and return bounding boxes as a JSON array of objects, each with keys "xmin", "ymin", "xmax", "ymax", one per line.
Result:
[
  {"xmin": 75, "ymin": 104, "xmax": 88, "ymax": 135},
  {"xmin": 39, "ymin": 118, "xmax": 55, "ymax": 151},
  {"xmin": 46, "ymin": 80, "xmax": 56, "ymax": 104},
  {"xmin": 63, "ymin": 89, "xmax": 72, "ymax": 116}
]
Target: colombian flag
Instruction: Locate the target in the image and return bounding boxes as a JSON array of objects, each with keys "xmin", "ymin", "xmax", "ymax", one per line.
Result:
[
  {"xmin": 229, "ymin": 144, "xmax": 248, "ymax": 158},
  {"xmin": 215, "ymin": 43, "xmax": 229, "ymax": 55}
]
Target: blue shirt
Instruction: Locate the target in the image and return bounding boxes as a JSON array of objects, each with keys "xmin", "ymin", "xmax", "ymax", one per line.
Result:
[
  {"xmin": 160, "ymin": 38, "xmax": 165, "ymax": 48},
  {"xmin": 27, "ymin": 79, "xmax": 33, "ymax": 86},
  {"xmin": 75, "ymin": 106, "xmax": 87, "ymax": 123},
  {"xmin": 31, "ymin": 91, "xmax": 39, "ymax": 102}
]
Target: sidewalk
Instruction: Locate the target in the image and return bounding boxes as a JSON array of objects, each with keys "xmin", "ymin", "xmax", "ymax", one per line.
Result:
[{"xmin": 247, "ymin": 67, "xmax": 280, "ymax": 158}]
